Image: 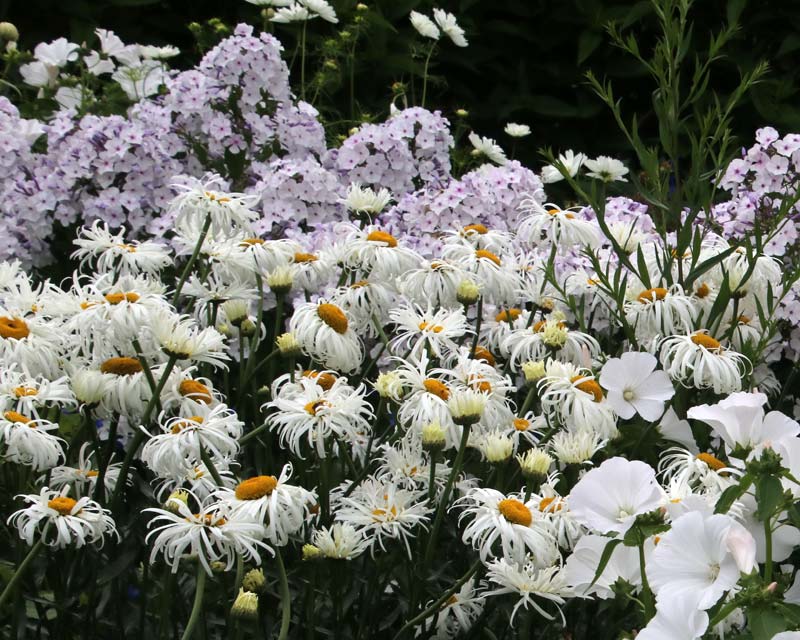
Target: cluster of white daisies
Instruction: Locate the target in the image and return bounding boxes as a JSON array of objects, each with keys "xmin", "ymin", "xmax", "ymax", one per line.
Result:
[{"xmin": 1, "ymin": 175, "xmax": 799, "ymax": 639}]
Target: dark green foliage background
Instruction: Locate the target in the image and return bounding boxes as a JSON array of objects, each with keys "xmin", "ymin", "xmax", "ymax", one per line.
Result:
[{"xmin": 3, "ymin": 0, "xmax": 799, "ymax": 167}]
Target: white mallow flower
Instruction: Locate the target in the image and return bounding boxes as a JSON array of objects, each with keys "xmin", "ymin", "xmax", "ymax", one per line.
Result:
[
  {"xmin": 599, "ymin": 351, "xmax": 674, "ymax": 421},
  {"xmin": 564, "ymin": 534, "xmax": 650, "ymax": 598},
  {"xmin": 112, "ymin": 60, "xmax": 166, "ymax": 100},
  {"xmin": 20, "ymin": 38, "xmax": 79, "ymax": 88},
  {"xmin": 504, "ymin": 122, "xmax": 531, "ymax": 138},
  {"xmin": 432, "ymin": 8, "xmax": 468, "ymax": 47},
  {"xmin": 540, "ymin": 149, "xmax": 587, "ymax": 183},
  {"xmin": 468, "ymin": 132, "xmax": 507, "ymax": 165},
  {"xmin": 568, "ymin": 457, "xmax": 663, "ymax": 535},
  {"xmin": 649, "ymin": 511, "xmax": 756, "ymax": 610},
  {"xmin": 686, "ymin": 391, "xmax": 799, "ymax": 456},
  {"xmin": 583, "ymin": 156, "xmax": 629, "ymax": 182},
  {"xmin": 8, "ymin": 487, "xmax": 117, "ymax": 548},
  {"xmin": 637, "ymin": 591, "xmax": 709, "ymax": 640},
  {"xmin": 409, "ymin": 11, "xmax": 440, "ymax": 40}
]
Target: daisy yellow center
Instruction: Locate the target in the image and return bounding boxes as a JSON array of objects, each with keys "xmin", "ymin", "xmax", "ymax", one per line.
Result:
[
  {"xmin": 196, "ymin": 514, "xmax": 227, "ymax": 526},
  {"xmin": 533, "ymin": 320, "xmax": 566, "ymax": 333},
  {"xmin": 294, "ymin": 252, "xmax": 318, "ymax": 263},
  {"xmin": 445, "ymin": 595, "xmax": 459, "ymax": 606},
  {"xmin": 85, "ymin": 470, "xmax": 99, "ymax": 477},
  {"xmin": 495, "ymin": 309, "xmax": 521, "ymax": 323},
  {"xmin": 471, "ymin": 379, "xmax": 492, "ymax": 393},
  {"xmin": 170, "ymin": 416, "xmax": 203, "ymax": 434},
  {"xmin": 513, "ymin": 418, "xmax": 530, "ymax": 431},
  {"xmin": 423, "ymin": 379, "xmax": 450, "ymax": 401},
  {"xmin": 570, "ymin": 376, "xmax": 604, "ymax": 402},
  {"xmin": 117, "ymin": 243, "xmax": 136, "ymax": 253},
  {"xmin": 303, "ymin": 370, "xmax": 337, "ymax": 391},
  {"xmin": 104, "ymin": 292, "xmax": 140, "ymax": 305},
  {"xmin": 4, "ymin": 410, "xmax": 30, "ymax": 424},
  {"xmin": 317, "ymin": 303, "xmax": 348, "ymax": 334},
  {"xmin": 475, "ymin": 249, "xmax": 501, "ymax": 266},
  {"xmin": 179, "ymin": 380, "xmax": 213, "ymax": 404},
  {"xmin": 351, "ymin": 280, "xmax": 370, "ymax": 289},
  {"xmin": 366, "ymin": 230, "xmax": 398, "ymax": 248},
  {"xmin": 738, "ymin": 314, "xmax": 751, "ymax": 324},
  {"xmin": 498, "ymin": 498, "xmax": 532, "ymax": 526},
  {"xmin": 304, "ymin": 399, "xmax": 329, "ymax": 416},
  {"xmin": 587, "ymin": 278, "xmax": 599, "ymax": 286},
  {"xmin": 547, "ymin": 208, "xmax": 575, "ymax": 219},
  {"xmin": 204, "ymin": 191, "xmax": 230, "ymax": 204},
  {"xmin": 239, "ymin": 237, "xmax": 265, "ymax": 246},
  {"xmin": 463, "ymin": 223, "xmax": 489, "ymax": 235},
  {"xmin": 473, "ymin": 346, "xmax": 495, "ymax": 366},
  {"xmin": 371, "ymin": 505, "xmax": 398, "ymax": 521},
  {"xmin": 235, "ymin": 475, "xmax": 278, "ymax": 500},
  {"xmin": 100, "ymin": 357, "xmax": 143, "ymax": 376},
  {"xmin": 48, "ymin": 496, "xmax": 77, "ymax": 515},
  {"xmin": 691, "ymin": 333, "xmax": 722, "ymax": 351},
  {"xmin": 697, "ymin": 452, "xmax": 727, "ymax": 472},
  {"xmin": 13, "ymin": 386, "xmax": 38, "ymax": 397},
  {"xmin": 637, "ymin": 287, "xmax": 668, "ymax": 303},
  {"xmin": 696, "ymin": 283, "xmax": 711, "ymax": 298},
  {"xmin": 418, "ymin": 321, "xmax": 444, "ymax": 333},
  {"xmin": 0, "ymin": 317, "xmax": 30, "ymax": 340},
  {"xmin": 539, "ymin": 497, "xmax": 563, "ymax": 512},
  {"xmin": 430, "ymin": 261, "xmax": 445, "ymax": 270}
]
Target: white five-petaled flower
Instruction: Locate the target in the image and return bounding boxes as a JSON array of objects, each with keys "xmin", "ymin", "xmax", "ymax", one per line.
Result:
[
  {"xmin": 599, "ymin": 351, "xmax": 674, "ymax": 421},
  {"xmin": 583, "ymin": 156, "xmax": 629, "ymax": 182},
  {"xmin": 409, "ymin": 11, "xmax": 440, "ymax": 40},
  {"xmin": 432, "ymin": 8, "xmax": 468, "ymax": 47},
  {"xmin": 467, "ymin": 132, "xmax": 507, "ymax": 166},
  {"xmin": 504, "ymin": 122, "xmax": 531, "ymax": 138},
  {"xmin": 540, "ymin": 150, "xmax": 587, "ymax": 183}
]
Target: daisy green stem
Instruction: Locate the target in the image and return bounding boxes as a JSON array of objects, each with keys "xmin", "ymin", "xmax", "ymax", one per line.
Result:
[
  {"xmin": 518, "ymin": 386, "xmax": 536, "ymax": 417},
  {"xmin": 239, "ymin": 420, "xmax": 270, "ymax": 445},
  {"xmin": 637, "ymin": 540, "xmax": 656, "ymax": 621},
  {"xmin": 423, "ymin": 421, "xmax": 473, "ymax": 569},
  {"xmin": 199, "ymin": 445, "xmax": 225, "ymax": 487},
  {"xmin": 319, "ymin": 453, "xmax": 331, "ymax": 523},
  {"xmin": 427, "ymin": 451, "xmax": 437, "ymax": 501},
  {"xmin": 0, "ymin": 539, "xmax": 44, "ymax": 610},
  {"xmin": 764, "ymin": 515, "xmax": 773, "ymax": 582},
  {"xmin": 172, "ymin": 213, "xmax": 212, "ymax": 308},
  {"xmin": 180, "ymin": 560, "xmax": 207, "ymax": 640},
  {"xmin": 133, "ymin": 338, "xmax": 159, "ymax": 399},
  {"xmin": 111, "ymin": 354, "xmax": 180, "ymax": 510},
  {"xmin": 276, "ymin": 549, "xmax": 291, "ymax": 640},
  {"xmin": 420, "ymin": 43, "xmax": 436, "ymax": 109},
  {"xmin": 393, "ymin": 559, "xmax": 480, "ymax": 640},
  {"xmin": 93, "ymin": 412, "xmax": 120, "ymax": 503},
  {"xmin": 469, "ymin": 297, "xmax": 483, "ymax": 358}
]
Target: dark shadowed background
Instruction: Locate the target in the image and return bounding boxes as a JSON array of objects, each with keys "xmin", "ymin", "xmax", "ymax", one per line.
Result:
[{"xmin": 3, "ymin": 0, "xmax": 799, "ymax": 166}]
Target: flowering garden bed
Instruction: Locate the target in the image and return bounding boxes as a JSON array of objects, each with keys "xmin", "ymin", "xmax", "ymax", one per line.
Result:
[{"xmin": 1, "ymin": 1, "xmax": 800, "ymax": 638}]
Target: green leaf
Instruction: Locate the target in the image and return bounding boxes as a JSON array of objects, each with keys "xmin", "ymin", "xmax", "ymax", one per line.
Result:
[
  {"xmin": 748, "ymin": 605, "xmax": 788, "ymax": 640},
  {"xmin": 726, "ymin": 0, "xmax": 747, "ymax": 25},
  {"xmin": 588, "ymin": 538, "xmax": 623, "ymax": 589},
  {"xmin": 577, "ymin": 31, "xmax": 603, "ymax": 65},
  {"xmin": 714, "ymin": 473, "xmax": 753, "ymax": 514},
  {"xmin": 755, "ymin": 475, "xmax": 785, "ymax": 521}
]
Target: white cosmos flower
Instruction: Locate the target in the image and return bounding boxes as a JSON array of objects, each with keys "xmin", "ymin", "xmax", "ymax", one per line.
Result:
[
  {"xmin": 216, "ymin": 464, "xmax": 315, "ymax": 546},
  {"xmin": 145, "ymin": 496, "xmax": 269, "ymax": 575},
  {"xmin": 637, "ymin": 591, "xmax": 709, "ymax": 640},
  {"xmin": 599, "ymin": 351, "xmax": 674, "ymax": 421},
  {"xmin": 686, "ymin": 391, "xmax": 799, "ymax": 456},
  {"xmin": 484, "ymin": 560, "xmax": 573, "ymax": 624},
  {"xmin": 583, "ymin": 156, "xmax": 629, "ymax": 182},
  {"xmin": 298, "ymin": 0, "xmax": 338, "ymax": 23},
  {"xmin": 409, "ymin": 11, "xmax": 440, "ymax": 40},
  {"xmin": 271, "ymin": 4, "xmax": 313, "ymax": 22},
  {"xmin": 649, "ymin": 511, "xmax": 756, "ymax": 609},
  {"xmin": 312, "ymin": 523, "xmax": 369, "ymax": 560},
  {"xmin": 540, "ymin": 150, "xmax": 587, "ymax": 183},
  {"xmin": 334, "ymin": 476, "xmax": 431, "ymax": 557},
  {"xmin": 139, "ymin": 45, "xmax": 180, "ymax": 59},
  {"xmin": 504, "ymin": 123, "xmax": 531, "ymax": 138},
  {"xmin": 432, "ymin": 8, "xmax": 468, "ymax": 47},
  {"xmin": 8, "ymin": 487, "xmax": 117, "ymax": 548},
  {"xmin": 289, "ymin": 300, "xmax": 363, "ymax": 373},
  {"xmin": 457, "ymin": 487, "xmax": 557, "ymax": 564},
  {"xmin": 659, "ymin": 331, "xmax": 749, "ymax": 394},
  {"xmin": 468, "ymin": 132, "xmax": 507, "ymax": 165},
  {"xmin": 568, "ymin": 457, "xmax": 663, "ymax": 535},
  {"xmin": 341, "ymin": 183, "xmax": 393, "ymax": 215},
  {"xmin": 170, "ymin": 175, "xmax": 259, "ymax": 238}
]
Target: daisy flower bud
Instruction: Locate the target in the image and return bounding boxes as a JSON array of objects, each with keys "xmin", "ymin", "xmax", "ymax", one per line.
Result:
[
  {"xmin": 374, "ymin": 371, "xmax": 403, "ymax": 400},
  {"xmin": 165, "ymin": 490, "xmax": 189, "ymax": 512},
  {"xmin": 312, "ymin": 523, "xmax": 368, "ymax": 560},
  {"xmin": 421, "ymin": 421, "xmax": 446, "ymax": 452},
  {"xmin": 522, "ymin": 361, "xmax": 546, "ymax": 384},
  {"xmin": 447, "ymin": 389, "xmax": 487, "ymax": 426},
  {"xmin": 210, "ymin": 561, "xmax": 227, "ymax": 573},
  {"xmin": 481, "ymin": 430, "xmax": 514, "ymax": 463},
  {"xmin": 302, "ymin": 543, "xmax": 323, "ymax": 560},
  {"xmin": 456, "ymin": 279, "xmax": 481, "ymax": 305},
  {"xmin": 516, "ymin": 448, "xmax": 553, "ymax": 479},
  {"xmin": 540, "ymin": 320, "xmax": 569, "ymax": 348},
  {"xmin": 356, "ymin": 3, "xmax": 368, "ymax": 10},
  {"xmin": 0, "ymin": 22, "xmax": 19, "ymax": 41},
  {"xmin": 267, "ymin": 266, "xmax": 294, "ymax": 296},
  {"xmin": 549, "ymin": 430, "xmax": 605, "ymax": 465},
  {"xmin": 239, "ymin": 318, "xmax": 257, "ymax": 337},
  {"xmin": 455, "ymin": 108, "xmax": 469, "ymax": 117},
  {"xmin": 222, "ymin": 299, "xmax": 249, "ymax": 327},
  {"xmin": 70, "ymin": 369, "xmax": 107, "ymax": 407},
  {"xmin": 276, "ymin": 332, "xmax": 301, "ymax": 357},
  {"xmin": 242, "ymin": 567, "xmax": 266, "ymax": 593},
  {"xmin": 231, "ymin": 588, "xmax": 259, "ymax": 621}
]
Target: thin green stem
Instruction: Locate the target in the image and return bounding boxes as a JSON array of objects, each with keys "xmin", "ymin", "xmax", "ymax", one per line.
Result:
[
  {"xmin": 0, "ymin": 539, "xmax": 44, "ymax": 610},
  {"xmin": 420, "ymin": 44, "xmax": 436, "ymax": 108},
  {"xmin": 300, "ymin": 22, "xmax": 307, "ymax": 101},
  {"xmin": 276, "ymin": 549, "xmax": 291, "ymax": 640},
  {"xmin": 180, "ymin": 560, "xmax": 207, "ymax": 640},
  {"xmin": 764, "ymin": 515, "xmax": 773, "ymax": 582},
  {"xmin": 638, "ymin": 540, "xmax": 655, "ymax": 621},
  {"xmin": 200, "ymin": 446, "xmax": 225, "ymax": 487},
  {"xmin": 172, "ymin": 213, "xmax": 212, "ymax": 307}
]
